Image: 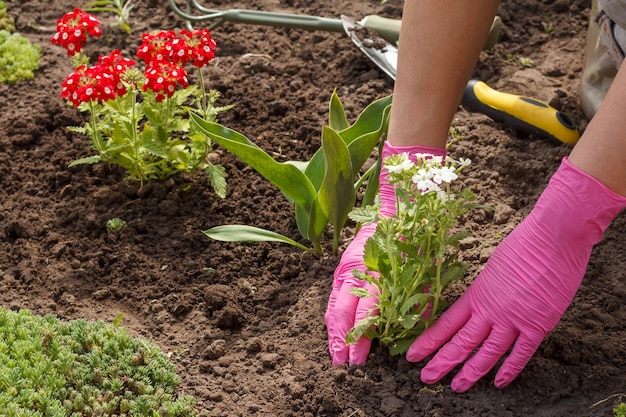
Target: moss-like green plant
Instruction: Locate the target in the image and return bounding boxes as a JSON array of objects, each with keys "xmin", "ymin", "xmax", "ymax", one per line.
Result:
[
  {"xmin": 0, "ymin": 1, "xmax": 15, "ymax": 32},
  {"xmin": 0, "ymin": 308, "xmax": 197, "ymax": 416},
  {"xmin": 106, "ymin": 217, "xmax": 127, "ymax": 233},
  {"xmin": 0, "ymin": 30, "xmax": 40, "ymax": 83}
]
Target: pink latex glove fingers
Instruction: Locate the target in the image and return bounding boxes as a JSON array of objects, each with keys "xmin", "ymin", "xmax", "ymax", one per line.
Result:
[
  {"xmin": 407, "ymin": 157, "xmax": 626, "ymax": 392},
  {"xmin": 326, "ymin": 142, "xmax": 447, "ymax": 366},
  {"xmin": 326, "ymin": 223, "xmax": 378, "ymax": 365}
]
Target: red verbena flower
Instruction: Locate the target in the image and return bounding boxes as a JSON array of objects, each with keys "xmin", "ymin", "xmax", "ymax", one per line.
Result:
[
  {"xmin": 143, "ymin": 61, "xmax": 189, "ymax": 102},
  {"xmin": 51, "ymin": 8, "xmax": 102, "ymax": 56},
  {"xmin": 61, "ymin": 64, "xmax": 118, "ymax": 106},
  {"xmin": 136, "ymin": 30, "xmax": 178, "ymax": 65},
  {"xmin": 179, "ymin": 29, "xmax": 216, "ymax": 68},
  {"xmin": 97, "ymin": 50, "xmax": 137, "ymax": 96}
]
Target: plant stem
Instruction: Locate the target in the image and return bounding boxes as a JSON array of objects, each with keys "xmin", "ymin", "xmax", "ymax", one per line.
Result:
[
  {"xmin": 383, "ymin": 219, "xmax": 399, "ymax": 338},
  {"xmin": 129, "ymin": 86, "xmax": 143, "ymax": 183},
  {"xmin": 197, "ymin": 69, "xmax": 208, "ymax": 119},
  {"xmin": 89, "ymin": 101, "xmax": 104, "ymax": 155}
]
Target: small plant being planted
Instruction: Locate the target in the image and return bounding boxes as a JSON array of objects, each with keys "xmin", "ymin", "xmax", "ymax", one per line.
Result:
[{"xmin": 345, "ymin": 152, "xmax": 481, "ymax": 355}]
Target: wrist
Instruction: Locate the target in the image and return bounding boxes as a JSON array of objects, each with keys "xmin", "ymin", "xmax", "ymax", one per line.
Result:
[{"xmin": 378, "ymin": 141, "xmax": 447, "ymax": 216}]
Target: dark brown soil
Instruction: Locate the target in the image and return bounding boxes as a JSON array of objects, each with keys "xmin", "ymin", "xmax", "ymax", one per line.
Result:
[{"xmin": 1, "ymin": 0, "xmax": 625, "ymax": 416}]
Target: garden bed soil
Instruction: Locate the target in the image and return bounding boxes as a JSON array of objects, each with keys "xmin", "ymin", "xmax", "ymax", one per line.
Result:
[{"xmin": 2, "ymin": 0, "xmax": 626, "ymax": 416}]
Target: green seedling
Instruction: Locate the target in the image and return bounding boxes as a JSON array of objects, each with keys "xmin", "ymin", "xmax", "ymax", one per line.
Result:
[
  {"xmin": 520, "ymin": 57, "xmax": 534, "ymax": 67},
  {"xmin": 85, "ymin": 0, "xmax": 135, "ymax": 34},
  {"xmin": 196, "ymin": 91, "xmax": 392, "ymax": 256},
  {"xmin": 106, "ymin": 217, "xmax": 127, "ymax": 233}
]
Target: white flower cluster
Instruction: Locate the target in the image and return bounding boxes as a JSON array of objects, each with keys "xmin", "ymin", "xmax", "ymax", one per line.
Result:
[{"xmin": 384, "ymin": 152, "xmax": 471, "ymax": 198}]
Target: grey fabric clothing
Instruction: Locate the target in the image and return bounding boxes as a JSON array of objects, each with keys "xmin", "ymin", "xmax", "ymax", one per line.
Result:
[
  {"xmin": 598, "ymin": 0, "xmax": 626, "ymax": 66},
  {"xmin": 599, "ymin": 0, "xmax": 626, "ymax": 29},
  {"xmin": 580, "ymin": 0, "xmax": 618, "ymax": 118}
]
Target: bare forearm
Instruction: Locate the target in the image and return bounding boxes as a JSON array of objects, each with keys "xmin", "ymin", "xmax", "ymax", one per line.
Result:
[
  {"xmin": 388, "ymin": 0, "xmax": 500, "ymax": 148},
  {"xmin": 569, "ymin": 62, "xmax": 626, "ymax": 196}
]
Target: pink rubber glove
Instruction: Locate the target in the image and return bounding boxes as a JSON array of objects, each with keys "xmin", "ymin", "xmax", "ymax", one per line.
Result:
[
  {"xmin": 325, "ymin": 141, "xmax": 447, "ymax": 366},
  {"xmin": 406, "ymin": 157, "xmax": 626, "ymax": 392}
]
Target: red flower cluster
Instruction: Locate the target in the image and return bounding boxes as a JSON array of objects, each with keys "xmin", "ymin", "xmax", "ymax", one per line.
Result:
[
  {"xmin": 143, "ymin": 61, "xmax": 189, "ymax": 103},
  {"xmin": 97, "ymin": 50, "xmax": 137, "ymax": 97},
  {"xmin": 136, "ymin": 29, "xmax": 216, "ymax": 68},
  {"xmin": 52, "ymin": 9, "xmax": 218, "ymax": 106},
  {"xmin": 136, "ymin": 29, "xmax": 215, "ymax": 101},
  {"xmin": 179, "ymin": 29, "xmax": 217, "ymax": 68},
  {"xmin": 61, "ymin": 51, "xmax": 136, "ymax": 107},
  {"xmin": 51, "ymin": 8, "xmax": 102, "ymax": 57}
]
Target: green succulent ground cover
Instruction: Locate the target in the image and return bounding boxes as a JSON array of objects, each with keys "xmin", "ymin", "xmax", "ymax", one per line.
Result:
[
  {"xmin": 0, "ymin": 1, "xmax": 15, "ymax": 32},
  {"xmin": 0, "ymin": 1, "xmax": 40, "ymax": 84},
  {"xmin": 0, "ymin": 308, "xmax": 197, "ymax": 416}
]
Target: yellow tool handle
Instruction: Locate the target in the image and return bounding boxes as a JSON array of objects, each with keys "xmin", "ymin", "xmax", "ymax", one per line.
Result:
[{"xmin": 461, "ymin": 80, "xmax": 580, "ymax": 145}]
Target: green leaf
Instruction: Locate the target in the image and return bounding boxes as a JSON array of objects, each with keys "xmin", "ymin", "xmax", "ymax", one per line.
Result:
[
  {"xmin": 303, "ymin": 198, "xmax": 327, "ymax": 255},
  {"xmin": 349, "ymin": 287, "xmax": 374, "ymax": 299},
  {"xmin": 352, "ymin": 269, "xmax": 381, "ymax": 287},
  {"xmin": 66, "ymin": 126, "xmax": 87, "ymax": 135},
  {"xmin": 68, "ymin": 155, "xmax": 101, "ymax": 167},
  {"xmin": 328, "ymin": 90, "xmax": 348, "ymax": 131},
  {"xmin": 190, "ymin": 113, "xmax": 316, "ymax": 210},
  {"xmin": 304, "ymin": 94, "xmax": 392, "ymax": 191},
  {"xmin": 362, "ymin": 238, "xmax": 380, "ymax": 272},
  {"xmin": 440, "ymin": 261, "xmax": 468, "ymax": 287},
  {"xmin": 341, "ymin": 94, "xmax": 392, "ymax": 144},
  {"xmin": 399, "ymin": 293, "xmax": 430, "ymax": 317},
  {"xmin": 112, "ymin": 313, "xmax": 125, "ymax": 327},
  {"xmin": 388, "ymin": 337, "xmax": 417, "ymax": 356},
  {"xmin": 345, "ymin": 315, "xmax": 379, "ymax": 345},
  {"xmin": 318, "ymin": 126, "xmax": 355, "ymax": 233},
  {"xmin": 140, "ymin": 142, "xmax": 167, "ymax": 158},
  {"xmin": 348, "ymin": 206, "xmax": 377, "ymax": 225},
  {"xmin": 398, "ymin": 312, "xmax": 422, "ymax": 330},
  {"xmin": 203, "ymin": 225, "xmax": 311, "ymax": 252},
  {"xmin": 360, "ymin": 144, "xmax": 383, "ymax": 208},
  {"xmin": 205, "ymin": 163, "xmax": 227, "ymax": 198},
  {"xmin": 444, "ymin": 231, "xmax": 471, "ymax": 247}
]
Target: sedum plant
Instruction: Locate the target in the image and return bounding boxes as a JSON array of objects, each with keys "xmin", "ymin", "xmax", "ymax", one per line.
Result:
[
  {"xmin": 195, "ymin": 92, "xmax": 392, "ymax": 255},
  {"xmin": 0, "ymin": 308, "xmax": 197, "ymax": 416},
  {"xmin": 0, "ymin": 1, "xmax": 15, "ymax": 32},
  {"xmin": 346, "ymin": 152, "xmax": 479, "ymax": 355},
  {"xmin": 0, "ymin": 30, "xmax": 40, "ymax": 84},
  {"xmin": 51, "ymin": 9, "xmax": 231, "ymax": 193},
  {"xmin": 106, "ymin": 217, "xmax": 127, "ymax": 233}
]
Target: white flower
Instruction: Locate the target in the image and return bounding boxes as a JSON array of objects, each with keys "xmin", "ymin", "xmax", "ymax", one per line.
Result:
[
  {"xmin": 385, "ymin": 153, "xmax": 414, "ymax": 174},
  {"xmin": 437, "ymin": 190, "xmax": 450, "ymax": 201},
  {"xmin": 415, "ymin": 153, "xmax": 444, "ymax": 166},
  {"xmin": 414, "ymin": 177, "xmax": 440, "ymax": 193},
  {"xmin": 431, "ymin": 166, "xmax": 458, "ymax": 184},
  {"xmin": 459, "ymin": 157, "xmax": 472, "ymax": 167},
  {"xmin": 412, "ymin": 168, "xmax": 431, "ymax": 183}
]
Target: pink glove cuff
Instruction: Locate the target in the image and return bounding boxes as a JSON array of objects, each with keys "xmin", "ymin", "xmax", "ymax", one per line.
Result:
[
  {"xmin": 379, "ymin": 141, "xmax": 447, "ymax": 216},
  {"xmin": 531, "ymin": 156, "xmax": 626, "ymax": 247}
]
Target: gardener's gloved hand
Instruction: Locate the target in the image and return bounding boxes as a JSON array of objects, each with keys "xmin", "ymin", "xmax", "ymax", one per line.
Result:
[
  {"xmin": 406, "ymin": 157, "xmax": 626, "ymax": 392},
  {"xmin": 325, "ymin": 141, "xmax": 447, "ymax": 366}
]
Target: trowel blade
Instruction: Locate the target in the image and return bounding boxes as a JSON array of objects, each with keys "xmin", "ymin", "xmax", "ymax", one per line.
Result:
[{"xmin": 341, "ymin": 14, "xmax": 397, "ymax": 80}]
